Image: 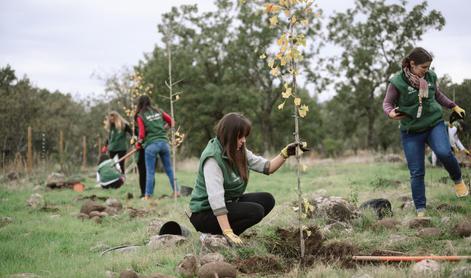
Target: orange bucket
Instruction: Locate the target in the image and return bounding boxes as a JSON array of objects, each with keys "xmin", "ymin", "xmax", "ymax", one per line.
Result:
[{"xmin": 73, "ymin": 183, "xmax": 85, "ymax": 192}]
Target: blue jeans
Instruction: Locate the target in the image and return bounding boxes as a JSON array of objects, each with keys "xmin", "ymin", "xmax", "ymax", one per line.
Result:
[
  {"xmin": 144, "ymin": 140, "xmax": 177, "ymax": 196},
  {"xmin": 401, "ymin": 121, "xmax": 461, "ymax": 210}
]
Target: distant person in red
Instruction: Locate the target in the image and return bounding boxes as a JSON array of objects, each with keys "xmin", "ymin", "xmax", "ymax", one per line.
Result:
[
  {"xmin": 102, "ymin": 111, "xmax": 132, "ymax": 174},
  {"xmin": 135, "ymin": 95, "xmax": 179, "ymax": 200}
]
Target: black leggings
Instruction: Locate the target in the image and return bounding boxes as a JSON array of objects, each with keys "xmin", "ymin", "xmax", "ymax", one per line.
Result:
[
  {"xmin": 109, "ymin": 150, "xmax": 126, "ymax": 174},
  {"xmin": 190, "ymin": 192, "xmax": 275, "ymax": 235},
  {"xmin": 136, "ymin": 149, "xmax": 154, "ymax": 197}
]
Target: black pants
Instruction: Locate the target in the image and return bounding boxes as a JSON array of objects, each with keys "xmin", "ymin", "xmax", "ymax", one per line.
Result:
[
  {"xmin": 190, "ymin": 192, "xmax": 275, "ymax": 235},
  {"xmin": 109, "ymin": 150, "xmax": 126, "ymax": 174}
]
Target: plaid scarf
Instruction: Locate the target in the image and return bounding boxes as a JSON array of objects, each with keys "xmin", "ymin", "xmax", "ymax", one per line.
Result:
[{"xmin": 403, "ymin": 67, "xmax": 429, "ymax": 118}]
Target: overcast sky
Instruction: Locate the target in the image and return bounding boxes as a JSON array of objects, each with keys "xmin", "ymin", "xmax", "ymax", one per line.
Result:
[{"xmin": 1, "ymin": 0, "xmax": 470, "ymax": 102}]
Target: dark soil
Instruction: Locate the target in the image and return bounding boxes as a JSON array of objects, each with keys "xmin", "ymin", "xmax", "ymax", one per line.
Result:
[{"xmin": 235, "ymin": 255, "xmax": 285, "ymax": 274}]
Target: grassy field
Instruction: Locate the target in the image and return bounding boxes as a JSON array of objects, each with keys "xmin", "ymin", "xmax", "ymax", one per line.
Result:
[{"xmin": 1, "ymin": 156, "xmax": 470, "ymax": 277}]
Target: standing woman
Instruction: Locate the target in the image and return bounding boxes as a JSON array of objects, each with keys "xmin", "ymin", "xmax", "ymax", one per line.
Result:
[
  {"xmin": 189, "ymin": 112, "xmax": 308, "ymax": 245},
  {"xmin": 135, "ymin": 95, "xmax": 178, "ymax": 199},
  {"xmin": 383, "ymin": 47, "xmax": 469, "ymax": 217},
  {"xmin": 103, "ymin": 111, "xmax": 132, "ymax": 173}
]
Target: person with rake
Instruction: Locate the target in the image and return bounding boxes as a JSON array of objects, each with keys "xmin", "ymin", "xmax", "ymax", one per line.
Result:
[
  {"xmin": 188, "ymin": 112, "xmax": 309, "ymax": 246},
  {"xmin": 101, "ymin": 111, "xmax": 132, "ymax": 174},
  {"xmin": 383, "ymin": 47, "xmax": 469, "ymax": 218}
]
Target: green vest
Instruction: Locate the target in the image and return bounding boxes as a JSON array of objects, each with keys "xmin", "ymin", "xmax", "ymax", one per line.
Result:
[
  {"xmin": 108, "ymin": 125, "xmax": 128, "ymax": 152},
  {"xmin": 390, "ymin": 70, "xmax": 443, "ymax": 133},
  {"xmin": 189, "ymin": 138, "xmax": 247, "ymax": 213},
  {"xmin": 139, "ymin": 109, "xmax": 168, "ymax": 147},
  {"xmin": 97, "ymin": 159, "xmax": 122, "ymax": 185}
]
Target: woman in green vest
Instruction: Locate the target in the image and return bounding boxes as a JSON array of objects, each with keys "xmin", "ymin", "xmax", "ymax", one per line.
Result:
[
  {"xmin": 189, "ymin": 112, "xmax": 308, "ymax": 246},
  {"xmin": 383, "ymin": 47, "xmax": 469, "ymax": 217},
  {"xmin": 102, "ymin": 111, "xmax": 132, "ymax": 173},
  {"xmin": 135, "ymin": 96, "xmax": 177, "ymax": 200}
]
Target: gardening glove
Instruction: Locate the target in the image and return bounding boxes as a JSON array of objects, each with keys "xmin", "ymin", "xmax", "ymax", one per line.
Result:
[
  {"xmin": 464, "ymin": 149, "xmax": 471, "ymax": 156},
  {"xmin": 222, "ymin": 228, "xmax": 243, "ymax": 246},
  {"xmin": 280, "ymin": 142, "xmax": 310, "ymax": 159},
  {"xmin": 101, "ymin": 145, "xmax": 108, "ymax": 154},
  {"xmin": 452, "ymin": 105, "xmax": 466, "ymax": 118}
]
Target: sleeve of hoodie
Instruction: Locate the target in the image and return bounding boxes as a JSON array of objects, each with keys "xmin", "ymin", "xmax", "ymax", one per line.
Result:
[
  {"xmin": 246, "ymin": 149, "xmax": 270, "ymax": 175},
  {"xmin": 203, "ymin": 158, "xmax": 228, "ymax": 216}
]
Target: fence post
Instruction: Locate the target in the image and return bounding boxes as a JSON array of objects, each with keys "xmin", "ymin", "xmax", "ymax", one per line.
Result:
[
  {"xmin": 82, "ymin": 136, "xmax": 87, "ymax": 170},
  {"xmin": 27, "ymin": 126, "xmax": 33, "ymax": 173},
  {"xmin": 59, "ymin": 130, "xmax": 64, "ymax": 170}
]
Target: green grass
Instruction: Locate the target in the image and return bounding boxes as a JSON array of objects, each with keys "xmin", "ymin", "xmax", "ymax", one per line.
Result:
[{"xmin": 1, "ymin": 160, "xmax": 470, "ymax": 277}]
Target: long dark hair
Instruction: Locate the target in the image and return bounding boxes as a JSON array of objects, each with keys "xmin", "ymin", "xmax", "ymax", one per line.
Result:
[
  {"xmin": 401, "ymin": 47, "xmax": 433, "ymax": 69},
  {"xmin": 215, "ymin": 112, "xmax": 252, "ymax": 182},
  {"xmin": 136, "ymin": 95, "xmax": 156, "ymax": 114}
]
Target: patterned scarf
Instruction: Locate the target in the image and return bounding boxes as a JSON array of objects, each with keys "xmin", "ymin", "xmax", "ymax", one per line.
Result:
[{"xmin": 403, "ymin": 67, "xmax": 429, "ymax": 118}]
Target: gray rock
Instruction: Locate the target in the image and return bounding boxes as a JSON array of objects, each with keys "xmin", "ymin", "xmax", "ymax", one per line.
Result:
[
  {"xmin": 200, "ymin": 252, "xmax": 225, "ymax": 265},
  {"xmin": 147, "ymin": 234, "xmax": 186, "ymax": 250},
  {"xmin": 105, "ymin": 198, "xmax": 123, "ymax": 210},
  {"xmin": 200, "ymin": 234, "xmax": 230, "ymax": 251},
  {"xmin": 45, "ymin": 172, "xmax": 65, "ymax": 188},
  {"xmin": 26, "ymin": 193, "xmax": 44, "ymax": 209},
  {"xmin": 147, "ymin": 219, "xmax": 166, "ymax": 236},
  {"xmin": 310, "ymin": 196, "xmax": 360, "ymax": 222},
  {"xmin": 411, "ymin": 259, "xmax": 440, "ymax": 274},
  {"xmin": 101, "ymin": 245, "xmax": 141, "ymax": 256}
]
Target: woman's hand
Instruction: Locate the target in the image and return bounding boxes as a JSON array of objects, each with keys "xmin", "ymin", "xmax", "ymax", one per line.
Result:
[{"xmin": 388, "ymin": 108, "xmax": 406, "ymax": 120}]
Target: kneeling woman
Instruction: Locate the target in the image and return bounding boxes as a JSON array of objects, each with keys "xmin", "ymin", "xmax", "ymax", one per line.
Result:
[{"xmin": 189, "ymin": 112, "xmax": 307, "ymax": 245}]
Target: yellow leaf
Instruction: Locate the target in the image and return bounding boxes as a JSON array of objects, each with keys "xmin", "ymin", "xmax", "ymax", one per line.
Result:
[
  {"xmin": 265, "ymin": 3, "xmax": 281, "ymax": 13},
  {"xmin": 291, "ymin": 15, "xmax": 297, "ymax": 24},
  {"xmin": 267, "ymin": 58, "xmax": 275, "ymax": 68},
  {"xmin": 279, "ymin": 0, "xmax": 288, "ymax": 7},
  {"xmin": 278, "ymin": 101, "xmax": 285, "ymax": 110},
  {"xmin": 280, "ymin": 56, "xmax": 287, "ymax": 66},
  {"xmin": 259, "ymin": 53, "xmax": 266, "ymax": 59},
  {"xmin": 301, "ymin": 19, "xmax": 309, "ymax": 26},
  {"xmin": 282, "ymin": 89, "xmax": 291, "ymax": 98},
  {"xmin": 294, "ymin": 97, "xmax": 301, "ymax": 106},
  {"xmin": 298, "ymin": 104, "xmax": 309, "ymax": 118},
  {"xmin": 270, "ymin": 67, "xmax": 280, "ymax": 76},
  {"xmin": 269, "ymin": 15, "xmax": 278, "ymax": 26}
]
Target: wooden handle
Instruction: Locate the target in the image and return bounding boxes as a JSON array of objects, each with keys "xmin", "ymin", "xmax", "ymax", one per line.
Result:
[{"xmin": 116, "ymin": 148, "xmax": 138, "ymax": 163}]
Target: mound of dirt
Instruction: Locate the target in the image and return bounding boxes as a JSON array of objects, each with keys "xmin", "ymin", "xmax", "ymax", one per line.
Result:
[
  {"xmin": 454, "ymin": 221, "xmax": 471, "ymax": 237},
  {"xmin": 80, "ymin": 200, "xmax": 106, "ymax": 215},
  {"xmin": 236, "ymin": 255, "xmax": 284, "ymax": 274},
  {"xmin": 267, "ymin": 226, "xmax": 324, "ymax": 259},
  {"xmin": 197, "ymin": 262, "xmax": 237, "ymax": 278},
  {"xmin": 318, "ymin": 241, "xmax": 357, "ymax": 267}
]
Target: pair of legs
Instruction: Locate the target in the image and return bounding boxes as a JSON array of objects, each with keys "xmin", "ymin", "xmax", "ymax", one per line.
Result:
[
  {"xmin": 190, "ymin": 192, "xmax": 275, "ymax": 235},
  {"xmin": 144, "ymin": 140, "xmax": 177, "ymax": 197},
  {"xmin": 109, "ymin": 150, "xmax": 126, "ymax": 173},
  {"xmin": 401, "ymin": 121, "xmax": 462, "ymax": 211},
  {"xmin": 137, "ymin": 149, "xmax": 154, "ymax": 198}
]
